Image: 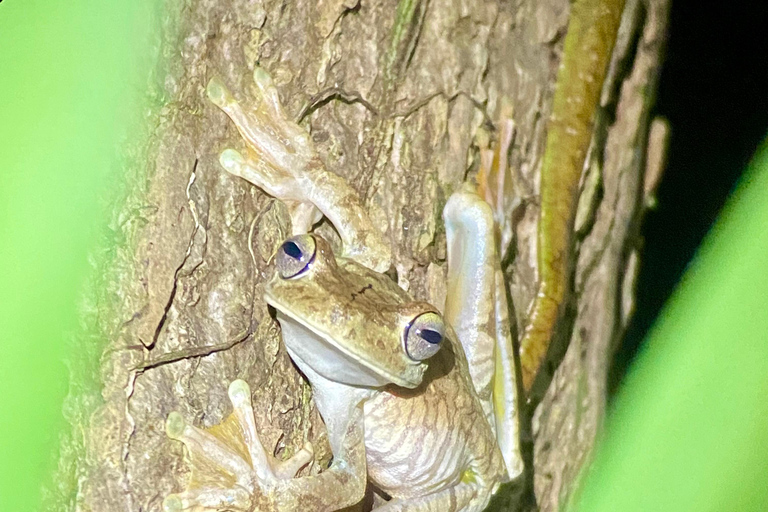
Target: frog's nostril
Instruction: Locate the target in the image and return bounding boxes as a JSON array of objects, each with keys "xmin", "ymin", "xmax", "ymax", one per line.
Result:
[{"xmin": 283, "ymin": 240, "xmax": 303, "ymax": 260}]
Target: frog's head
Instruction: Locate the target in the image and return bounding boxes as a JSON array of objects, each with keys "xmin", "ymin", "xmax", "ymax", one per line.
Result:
[{"xmin": 264, "ymin": 234, "xmax": 444, "ymax": 389}]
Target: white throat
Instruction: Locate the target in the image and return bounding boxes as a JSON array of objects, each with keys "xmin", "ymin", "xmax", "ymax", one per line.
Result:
[{"xmin": 276, "ymin": 311, "xmax": 377, "ymax": 453}]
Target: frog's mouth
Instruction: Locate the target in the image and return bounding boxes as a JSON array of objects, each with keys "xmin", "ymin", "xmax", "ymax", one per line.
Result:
[{"xmin": 268, "ymin": 306, "xmax": 424, "ymax": 389}]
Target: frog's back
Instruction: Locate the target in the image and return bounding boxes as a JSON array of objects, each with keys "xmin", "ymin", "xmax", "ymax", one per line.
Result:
[{"xmin": 362, "ymin": 337, "xmax": 505, "ymax": 504}]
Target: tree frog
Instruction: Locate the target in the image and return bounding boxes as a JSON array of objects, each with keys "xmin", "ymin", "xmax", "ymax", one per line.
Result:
[{"xmin": 163, "ymin": 67, "xmax": 523, "ymax": 512}]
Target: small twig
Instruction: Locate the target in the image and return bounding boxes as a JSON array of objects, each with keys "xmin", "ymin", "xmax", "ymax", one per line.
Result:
[{"xmin": 296, "ymin": 87, "xmax": 379, "ymax": 123}]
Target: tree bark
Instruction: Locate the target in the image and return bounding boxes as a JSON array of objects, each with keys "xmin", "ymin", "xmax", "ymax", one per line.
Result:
[{"xmin": 45, "ymin": 0, "xmax": 669, "ymax": 510}]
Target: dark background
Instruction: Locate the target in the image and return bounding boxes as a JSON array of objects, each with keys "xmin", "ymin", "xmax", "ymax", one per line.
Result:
[{"xmin": 610, "ymin": 1, "xmax": 768, "ymax": 393}]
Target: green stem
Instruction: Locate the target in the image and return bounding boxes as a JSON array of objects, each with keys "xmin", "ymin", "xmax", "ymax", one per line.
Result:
[{"xmin": 519, "ymin": 0, "xmax": 626, "ymax": 392}]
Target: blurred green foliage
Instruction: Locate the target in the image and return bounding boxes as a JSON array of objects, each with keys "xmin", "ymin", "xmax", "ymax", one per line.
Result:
[
  {"xmin": 570, "ymin": 143, "xmax": 768, "ymax": 511},
  {"xmin": 0, "ymin": 0, "xmax": 155, "ymax": 509}
]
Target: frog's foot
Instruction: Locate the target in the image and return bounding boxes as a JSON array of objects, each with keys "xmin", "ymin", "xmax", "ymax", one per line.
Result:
[
  {"xmin": 475, "ymin": 117, "xmax": 519, "ymax": 251},
  {"xmin": 208, "ymin": 70, "xmax": 323, "ymax": 234},
  {"xmin": 208, "ymin": 67, "xmax": 391, "ymax": 272},
  {"xmin": 164, "ymin": 379, "xmax": 314, "ymax": 511},
  {"xmin": 207, "ymin": 69, "xmax": 316, "ymax": 179},
  {"xmin": 218, "ymin": 148, "xmax": 322, "ymax": 234}
]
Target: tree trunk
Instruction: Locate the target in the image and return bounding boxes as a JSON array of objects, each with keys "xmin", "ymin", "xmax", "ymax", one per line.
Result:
[{"xmin": 45, "ymin": 0, "xmax": 669, "ymax": 510}]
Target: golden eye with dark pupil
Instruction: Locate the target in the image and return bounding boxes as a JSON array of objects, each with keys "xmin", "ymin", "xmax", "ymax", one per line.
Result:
[
  {"xmin": 276, "ymin": 235, "xmax": 316, "ymax": 279},
  {"xmin": 404, "ymin": 311, "xmax": 445, "ymax": 361}
]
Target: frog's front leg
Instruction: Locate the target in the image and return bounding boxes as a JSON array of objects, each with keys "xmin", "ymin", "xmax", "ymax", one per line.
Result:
[
  {"xmin": 163, "ymin": 380, "xmax": 366, "ymax": 511},
  {"xmin": 207, "ymin": 68, "xmax": 391, "ymax": 273}
]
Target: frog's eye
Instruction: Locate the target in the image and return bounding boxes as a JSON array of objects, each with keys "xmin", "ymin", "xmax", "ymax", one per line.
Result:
[
  {"xmin": 404, "ymin": 312, "xmax": 445, "ymax": 361},
  {"xmin": 276, "ymin": 235, "xmax": 316, "ymax": 279}
]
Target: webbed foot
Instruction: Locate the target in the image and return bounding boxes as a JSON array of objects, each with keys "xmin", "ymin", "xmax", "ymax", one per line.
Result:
[{"xmin": 164, "ymin": 379, "xmax": 313, "ymax": 511}]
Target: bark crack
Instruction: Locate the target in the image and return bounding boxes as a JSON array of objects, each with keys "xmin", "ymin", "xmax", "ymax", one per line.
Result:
[
  {"xmin": 131, "ymin": 328, "xmax": 253, "ymax": 373},
  {"xmin": 148, "ymin": 160, "xmax": 203, "ymax": 349}
]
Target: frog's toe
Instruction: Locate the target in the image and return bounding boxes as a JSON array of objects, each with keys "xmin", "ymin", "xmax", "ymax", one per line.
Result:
[
  {"xmin": 205, "ymin": 78, "xmax": 292, "ymax": 168},
  {"xmin": 218, "ymin": 143, "xmax": 325, "ymax": 238},
  {"xmin": 165, "ymin": 411, "xmax": 186, "ymax": 441},
  {"xmin": 273, "ymin": 441, "xmax": 314, "ymax": 479},
  {"xmin": 251, "ymin": 66, "xmax": 283, "ymax": 117},
  {"xmin": 206, "ymin": 77, "xmax": 236, "ymax": 110},
  {"xmin": 165, "ymin": 381, "xmax": 315, "ymax": 511},
  {"xmin": 227, "ymin": 380, "xmax": 315, "ymax": 481},
  {"xmin": 163, "ymin": 407, "xmax": 257, "ymax": 510},
  {"xmin": 219, "ymin": 148, "xmax": 247, "ymax": 178},
  {"xmin": 161, "ymin": 493, "xmax": 183, "ymax": 512},
  {"xmin": 229, "ymin": 386, "xmax": 313, "ymax": 480},
  {"xmin": 252, "ymin": 66, "xmax": 273, "ymax": 91},
  {"xmin": 227, "ymin": 378, "xmax": 251, "ymax": 405},
  {"xmin": 219, "ymin": 148, "xmax": 293, "ymax": 199}
]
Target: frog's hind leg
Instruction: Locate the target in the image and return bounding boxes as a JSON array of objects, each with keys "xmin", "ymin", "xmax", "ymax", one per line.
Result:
[
  {"xmin": 490, "ymin": 266, "xmax": 524, "ymax": 479},
  {"xmin": 442, "ymin": 186, "xmax": 524, "ymax": 481},
  {"xmin": 443, "ymin": 186, "xmax": 498, "ymax": 424}
]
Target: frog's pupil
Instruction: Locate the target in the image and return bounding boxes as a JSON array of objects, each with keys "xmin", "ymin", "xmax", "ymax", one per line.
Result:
[
  {"xmin": 420, "ymin": 328, "xmax": 442, "ymax": 345},
  {"xmin": 283, "ymin": 241, "xmax": 303, "ymax": 260}
]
